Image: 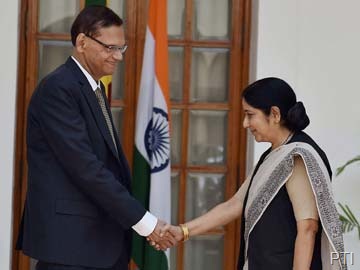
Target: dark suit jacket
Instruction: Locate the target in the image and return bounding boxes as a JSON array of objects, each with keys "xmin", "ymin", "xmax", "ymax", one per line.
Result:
[{"xmin": 17, "ymin": 57, "xmax": 146, "ymax": 268}]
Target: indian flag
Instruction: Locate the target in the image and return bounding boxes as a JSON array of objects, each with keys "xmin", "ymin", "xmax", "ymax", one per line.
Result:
[{"xmin": 132, "ymin": 0, "xmax": 171, "ymax": 269}]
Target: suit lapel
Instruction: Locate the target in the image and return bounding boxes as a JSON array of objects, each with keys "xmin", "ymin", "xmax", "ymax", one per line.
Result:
[
  {"xmin": 82, "ymin": 84, "xmax": 121, "ymax": 160},
  {"xmin": 99, "ymin": 85, "xmax": 131, "ymax": 182},
  {"xmin": 65, "ymin": 57, "xmax": 120, "ymax": 161}
]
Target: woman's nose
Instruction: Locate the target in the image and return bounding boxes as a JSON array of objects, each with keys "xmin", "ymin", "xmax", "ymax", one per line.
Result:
[{"xmin": 243, "ymin": 117, "xmax": 249, "ymax": 128}]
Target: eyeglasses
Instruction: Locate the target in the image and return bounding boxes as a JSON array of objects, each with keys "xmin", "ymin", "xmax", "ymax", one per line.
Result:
[{"xmin": 85, "ymin": 34, "xmax": 128, "ymax": 54}]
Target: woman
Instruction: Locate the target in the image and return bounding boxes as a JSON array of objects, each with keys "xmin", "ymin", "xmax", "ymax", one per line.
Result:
[{"xmin": 159, "ymin": 77, "xmax": 346, "ymax": 270}]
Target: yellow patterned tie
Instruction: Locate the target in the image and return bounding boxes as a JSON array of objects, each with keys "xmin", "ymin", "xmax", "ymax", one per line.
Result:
[{"xmin": 94, "ymin": 87, "xmax": 118, "ymax": 154}]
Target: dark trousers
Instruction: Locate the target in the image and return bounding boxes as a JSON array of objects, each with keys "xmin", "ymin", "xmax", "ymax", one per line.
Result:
[{"xmin": 36, "ymin": 260, "xmax": 129, "ymax": 270}]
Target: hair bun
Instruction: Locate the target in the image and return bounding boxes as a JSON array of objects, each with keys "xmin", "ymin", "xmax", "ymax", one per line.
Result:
[{"xmin": 285, "ymin": 101, "xmax": 310, "ymax": 131}]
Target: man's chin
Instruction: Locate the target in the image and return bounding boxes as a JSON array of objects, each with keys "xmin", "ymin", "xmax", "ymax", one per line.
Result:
[{"xmin": 105, "ymin": 65, "xmax": 117, "ymax": 74}]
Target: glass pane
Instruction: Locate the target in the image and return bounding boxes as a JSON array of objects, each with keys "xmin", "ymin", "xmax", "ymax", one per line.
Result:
[
  {"xmin": 111, "ymin": 107, "xmax": 124, "ymax": 142},
  {"xmin": 39, "ymin": 0, "xmax": 80, "ymax": 33},
  {"xmin": 170, "ymin": 246, "xmax": 177, "ymax": 270},
  {"xmin": 191, "ymin": 48, "xmax": 229, "ymax": 102},
  {"xmin": 108, "ymin": 0, "xmax": 126, "ymax": 19},
  {"xmin": 170, "ymin": 172, "xmax": 179, "ymax": 270},
  {"xmin": 184, "ymin": 235, "xmax": 224, "ymax": 270},
  {"xmin": 111, "ymin": 63, "xmax": 125, "ymax": 100},
  {"xmin": 188, "ymin": 110, "xmax": 227, "ymax": 165},
  {"xmin": 170, "ymin": 110, "xmax": 182, "ymax": 164},
  {"xmin": 192, "ymin": 0, "xmax": 230, "ymax": 40},
  {"xmin": 171, "ymin": 172, "xmax": 179, "ymax": 225},
  {"xmin": 38, "ymin": 40, "xmax": 73, "ymax": 81},
  {"xmin": 168, "ymin": 0, "xmax": 185, "ymax": 38},
  {"xmin": 169, "ymin": 47, "xmax": 184, "ymax": 101},
  {"xmin": 186, "ymin": 173, "xmax": 225, "ymax": 220}
]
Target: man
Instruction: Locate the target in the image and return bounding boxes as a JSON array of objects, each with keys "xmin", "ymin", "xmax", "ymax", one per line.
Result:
[{"xmin": 16, "ymin": 5, "xmax": 173, "ymax": 270}]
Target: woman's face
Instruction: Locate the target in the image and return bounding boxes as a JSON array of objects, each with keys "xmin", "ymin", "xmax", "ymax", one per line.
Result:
[{"xmin": 242, "ymin": 99, "xmax": 276, "ymax": 143}]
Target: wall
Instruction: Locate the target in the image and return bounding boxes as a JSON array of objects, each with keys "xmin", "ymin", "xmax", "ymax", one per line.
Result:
[
  {"xmin": 250, "ymin": 0, "xmax": 360, "ymax": 267},
  {"xmin": 0, "ymin": 0, "xmax": 20, "ymax": 269}
]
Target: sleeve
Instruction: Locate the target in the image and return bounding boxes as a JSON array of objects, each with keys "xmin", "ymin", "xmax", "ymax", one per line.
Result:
[
  {"xmin": 35, "ymin": 81, "xmax": 147, "ymax": 229},
  {"xmin": 132, "ymin": 211, "xmax": 158, "ymax": 236},
  {"xmin": 286, "ymin": 155, "xmax": 319, "ymax": 221}
]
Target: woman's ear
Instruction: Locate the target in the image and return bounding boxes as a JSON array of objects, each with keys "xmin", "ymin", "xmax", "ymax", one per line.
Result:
[{"xmin": 270, "ymin": 106, "xmax": 282, "ymax": 124}]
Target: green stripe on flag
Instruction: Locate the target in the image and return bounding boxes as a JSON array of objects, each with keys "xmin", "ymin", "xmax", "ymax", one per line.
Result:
[
  {"xmin": 85, "ymin": 0, "xmax": 106, "ymax": 6},
  {"xmin": 132, "ymin": 147, "xmax": 150, "ymax": 267},
  {"xmin": 132, "ymin": 148, "xmax": 151, "ymax": 208},
  {"xmin": 132, "ymin": 149, "xmax": 168, "ymax": 270},
  {"xmin": 135, "ymin": 244, "xmax": 168, "ymax": 270}
]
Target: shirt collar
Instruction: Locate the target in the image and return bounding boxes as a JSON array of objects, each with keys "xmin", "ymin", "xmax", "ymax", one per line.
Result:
[{"xmin": 71, "ymin": 56, "xmax": 100, "ymax": 91}]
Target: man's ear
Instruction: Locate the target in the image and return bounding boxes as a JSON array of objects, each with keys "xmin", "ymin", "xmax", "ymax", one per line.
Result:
[
  {"xmin": 75, "ymin": 33, "xmax": 86, "ymax": 53},
  {"xmin": 270, "ymin": 106, "xmax": 282, "ymax": 124}
]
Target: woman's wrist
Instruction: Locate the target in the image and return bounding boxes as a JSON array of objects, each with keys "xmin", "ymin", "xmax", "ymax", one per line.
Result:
[{"xmin": 179, "ymin": 224, "xmax": 190, "ymax": 242}]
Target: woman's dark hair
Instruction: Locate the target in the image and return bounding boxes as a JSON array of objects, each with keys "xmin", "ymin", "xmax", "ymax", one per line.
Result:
[
  {"xmin": 70, "ymin": 5, "xmax": 123, "ymax": 46},
  {"xmin": 242, "ymin": 77, "xmax": 310, "ymax": 132}
]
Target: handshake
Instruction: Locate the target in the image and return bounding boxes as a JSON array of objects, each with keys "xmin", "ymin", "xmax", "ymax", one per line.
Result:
[{"xmin": 147, "ymin": 220, "xmax": 189, "ymax": 251}]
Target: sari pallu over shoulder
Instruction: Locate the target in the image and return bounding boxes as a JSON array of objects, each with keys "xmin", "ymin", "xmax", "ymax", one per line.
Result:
[{"xmin": 242, "ymin": 142, "xmax": 346, "ymax": 270}]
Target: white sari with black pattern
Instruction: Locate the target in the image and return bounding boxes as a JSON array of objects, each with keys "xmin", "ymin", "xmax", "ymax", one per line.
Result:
[{"xmin": 242, "ymin": 142, "xmax": 346, "ymax": 270}]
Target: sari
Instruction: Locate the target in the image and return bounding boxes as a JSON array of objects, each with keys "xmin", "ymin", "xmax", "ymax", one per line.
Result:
[{"xmin": 238, "ymin": 134, "xmax": 346, "ymax": 270}]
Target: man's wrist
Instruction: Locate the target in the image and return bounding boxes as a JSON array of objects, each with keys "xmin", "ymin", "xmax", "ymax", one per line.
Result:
[{"xmin": 132, "ymin": 211, "xmax": 158, "ymax": 236}]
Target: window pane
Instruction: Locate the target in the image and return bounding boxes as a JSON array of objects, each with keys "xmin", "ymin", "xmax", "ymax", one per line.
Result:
[
  {"xmin": 168, "ymin": 0, "xmax": 185, "ymax": 39},
  {"xmin": 186, "ymin": 173, "xmax": 225, "ymax": 220},
  {"xmin": 169, "ymin": 47, "xmax": 184, "ymax": 102},
  {"xmin": 191, "ymin": 48, "xmax": 229, "ymax": 102},
  {"xmin": 170, "ymin": 172, "xmax": 179, "ymax": 270},
  {"xmin": 170, "ymin": 246, "xmax": 177, "ymax": 270},
  {"xmin": 171, "ymin": 172, "xmax": 180, "ymax": 224},
  {"xmin": 188, "ymin": 110, "xmax": 227, "ymax": 165},
  {"xmin": 108, "ymin": 0, "xmax": 126, "ymax": 19},
  {"xmin": 171, "ymin": 110, "xmax": 182, "ymax": 164},
  {"xmin": 111, "ymin": 107, "xmax": 124, "ymax": 143},
  {"xmin": 184, "ymin": 235, "xmax": 224, "ymax": 270},
  {"xmin": 39, "ymin": 0, "xmax": 80, "ymax": 33},
  {"xmin": 192, "ymin": 0, "xmax": 230, "ymax": 40},
  {"xmin": 38, "ymin": 40, "xmax": 73, "ymax": 81},
  {"xmin": 111, "ymin": 63, "xmax": 125, "ymax": 100}
]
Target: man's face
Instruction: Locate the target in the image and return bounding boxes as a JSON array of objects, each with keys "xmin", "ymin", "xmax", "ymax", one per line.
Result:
[{"xmin": 82, "ymin": 25, "xmax": 125, "ymax": 80}]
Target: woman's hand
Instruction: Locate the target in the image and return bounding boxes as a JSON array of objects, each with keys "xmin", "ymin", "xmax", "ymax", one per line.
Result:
[{"xmin": 160, "ymin": 224, "xmax": 184, "ymax": 242}]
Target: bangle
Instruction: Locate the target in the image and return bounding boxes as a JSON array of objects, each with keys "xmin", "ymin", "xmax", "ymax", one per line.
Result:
[{"xmin": 179, "ymin": 224, "xmax": 190, "ymax": 242}]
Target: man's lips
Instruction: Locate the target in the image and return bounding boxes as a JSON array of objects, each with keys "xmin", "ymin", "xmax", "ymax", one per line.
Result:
[{"xmin": 106, "ymin": 61, "xmax": 117, "ymax": 66}]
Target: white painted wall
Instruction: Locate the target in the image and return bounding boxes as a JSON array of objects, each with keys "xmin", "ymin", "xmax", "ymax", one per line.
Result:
[
  {"xmin": 250, "ymin": 0, "xmax": 360, "ymax": 267},
  {"xmin": 0, "ymin": 0, "xmax": 20, "ymax": 270}
]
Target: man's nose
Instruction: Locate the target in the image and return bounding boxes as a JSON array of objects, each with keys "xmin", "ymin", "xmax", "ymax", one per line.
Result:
[{"xmin": 112, "ymin": 50, "xmax": 123, "ymax": 61}]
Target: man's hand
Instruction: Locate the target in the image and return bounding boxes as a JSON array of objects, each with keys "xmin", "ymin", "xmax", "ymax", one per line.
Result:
[{"xmin": 147, "ymin": 220, "xmax": 178, "ymax": 250}]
